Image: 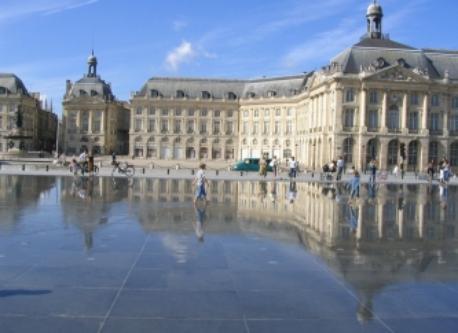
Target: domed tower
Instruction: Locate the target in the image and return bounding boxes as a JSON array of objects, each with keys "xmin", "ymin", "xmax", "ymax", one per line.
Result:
[
  {"xmin": 366, "ymin": 1, "xmax": 383, "ymax": 39},
  {"xmin": 87, "ymin": 49, "xmax": 98, "ymax": 77}
]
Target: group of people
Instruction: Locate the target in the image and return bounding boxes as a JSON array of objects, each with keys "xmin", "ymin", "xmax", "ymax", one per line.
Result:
[
  {"xmin": 427, "ymin": 158, "xmax": 454, "ymax": 184},
  {"xmin": 258, "ymin": 156, "xmax": 298, "ymax": 179},
  {"xmin": 70, "ymin": 150, "xmax": 95, "ymax": 176}
]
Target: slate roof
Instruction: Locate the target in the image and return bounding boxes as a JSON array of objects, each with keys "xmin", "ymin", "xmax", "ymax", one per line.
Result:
[
  {"xmin": 67, "ymin": 75, "xmax": 114, "ymax": 100},
  {"xmin": 331, "ymin": 37, "xmax": 458, "ymax": 80},
  {"xmin": 135, "ymin": 75, "xmax": 309, "ymax": 100},
  {"xmin": 0, "ymin": 73, "xmax": 29, "ymax": 96}
]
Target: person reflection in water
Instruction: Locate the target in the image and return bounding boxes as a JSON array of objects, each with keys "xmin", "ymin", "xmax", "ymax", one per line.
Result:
[
  {"xmin": 287, "ymin": 181, "xmax": 297, "ymax": 204},
  {"xmin": 347, "ymin": 205, "xmax": 358, "ymax": 234},
  {"xmin": 193, "ymin": 200, "xmax": 207, "ymax": 243},
  {"xmin": 439, "ymin": 183, "xmax": 448, "ymax": 210},
  {"xmin": 259, "ymin": 181, "xmax": 268, "ymax": 202},
  {"xmin": 270, "ymin": 181, "xmax": 277, "ymax": 203}
]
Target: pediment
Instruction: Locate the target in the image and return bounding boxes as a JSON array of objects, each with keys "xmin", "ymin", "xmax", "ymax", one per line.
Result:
[{"xmin": 362, "ymin": 65, "xmax": 430, "ymax": 83}]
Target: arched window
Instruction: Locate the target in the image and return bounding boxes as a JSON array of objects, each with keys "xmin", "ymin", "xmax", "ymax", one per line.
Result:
[
  {"xmin": 428, "ymin": 141, "xmax": 441, "ymax": 164},
  {"xmin": 242, "ymin": 138, "xmax": 247, "ymax": 145},
  {"xmin": 366, "ymin": 139, "xmax": 379, "ymax": 165},
  {"xmin": 246, "ymin": 92, "xmax": 256, "ymax": 98},
  {"xmin": 201, "ymin": 91, "xmax": 211, "ymax": 99},
  {"xmin": 150, "ymin": 89, "xmax": 160, "ymax": 98},
  {"xmin": 90, "ymin": 90, "xmax": 98, "ymax": 97},
  {"xmin": 79, "ymin": 90, "xmax": 88, "ymax": 96},
  {"xmin": 263, "ymin": 139, "xmax": 268, "ymax": 146},
  {"xmin": 408, "ymin": 141, "xmax": 419, "ymax": 170},
  {"xmin": 343, "ymin": 138, "xmax": 353, "ymax": 163},
  {"xmin": 252, "ymin": 139, "xmax": 258, "ymax": 145},
  {"xmin": 227, "ymin": 92, "xmax": 237, "ymax": 100},
  {"xmin": 387, "ymin": 140, "xmax": 399, "ymax": 166},
  {"xmin": 0, "ymin": 87, "xmax": 6, "ymax": 94},
  {"xmin": 176, "ymin": 90, "xmax": 185, "ymax": 99}
]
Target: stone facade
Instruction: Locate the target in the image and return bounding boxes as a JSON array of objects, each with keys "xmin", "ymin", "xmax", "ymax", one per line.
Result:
[
  {"xmin": 0, "ymin": 74, "xmax": 57, "ymax": 155},
  {"xmin": 62, "ymin": 52, "xmax": 130, "ymax": 156},
  {"xmin": 129, "ymin": 2, "xmax": 458, "ymax": 172}
]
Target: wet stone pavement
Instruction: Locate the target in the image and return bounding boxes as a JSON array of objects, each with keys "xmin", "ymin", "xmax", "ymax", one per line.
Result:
[{"xmin": 0, "ymin": 175, "xmax": 458, "ymax": 332}]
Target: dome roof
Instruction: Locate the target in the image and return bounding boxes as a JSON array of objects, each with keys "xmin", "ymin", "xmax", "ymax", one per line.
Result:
[
  {"xmin": 87, "ymin": 50, "xmax": 97, "ymax": 64},
  {"xmin": 367, "ymin": 2, "xmax": 383, "ymax": 16}
]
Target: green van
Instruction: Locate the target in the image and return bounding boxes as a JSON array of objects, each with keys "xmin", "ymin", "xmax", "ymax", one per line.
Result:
[{"xmin": 232, "ymin": 158, "xmax": 273, "ymax": 172}]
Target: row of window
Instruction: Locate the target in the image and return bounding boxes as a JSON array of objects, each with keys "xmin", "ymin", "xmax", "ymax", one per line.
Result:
[
  {"xmin": 240, "ymin": 138, "xmax": 290, "ymax": 147},
  {"xmin": 242, "ymin": 108, "xmax": 294, "ymax": 118},
  {"xmin": 241, "ymin": 121, "xmax": 293, "ymax": 135},
  {"xmin": 134, "ymin": 119, "xmax": 234, "ymax": 134},
  {"xmin": 345, "ymin": 89, "xmax": 458, "ymax": 108},
  {"xmin": 134, "ymin": 108, "xmax": 234, "ymax": 118},
  {"xmin": 343, "ymin": 109, "xmax": 458, "ymax": 133}
]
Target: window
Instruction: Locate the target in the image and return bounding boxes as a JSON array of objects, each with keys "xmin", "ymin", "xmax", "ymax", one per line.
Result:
[
  {"xmin": 175, "ymin": 109, "xmax": 182, "ymax": 116},
  {"xmin": 227, "ymin": 92, "xmax": 237, "ymax": 100},
  {"xmin": 176, "ymin": 90, "xmax": 185, "ymax": 98},
  {"xmin": 450, "ymin": 115, "xmax": 458, "ymax": 133},
  {"xmin": 91, "ymin": 90, "xmax": 98, "ymax": 97},
  {"xmin": 387, "ymin": 109, "xmax": 400, "ymax": 130},
  {"xmin": 174, "ymin": 120, "xmax": 181, "ymax": 133},
  {"xmin": 243, "ymin": 110, "xmax": 249, "ymax": 117},
  {"xmin": 92, "ymin": 111, "xmax": 102, "ymax": 133},
  {"xmin": 227, "ymin": 110, "xmax": 233, "ymax": 118},
  {"xmin": 226, "ymin": 121, "xmax": 233, "ymax": 134},
  {"xmin": 429, "ymin": 113, "xmax": 441, "ymax": 131},
  {"xmin": 161, "ymin": 109, "xmax": 168, "ymax": 116},
  {"xmin": 246, "ymin": 92, "xmax": 256, "ymax": 98},
  {"xmin": 408, "ymin": 112, "xmax": 419, "ymax": 131},
  {"xmin": 201, "ymin": 91, "xmax": 211, "ymax": 99},
  {"xmin": 274, "ymin": 121, "xmax": 280, "ymax": 134},
  {"xmin": 368, "ymin": 110, "xmax": 378, "ymax": 129},
  {"xmin": 263, "ymin": 121, "xmax": 269, "ymax": 134},
  {"xmin": 81, "ymin": 112, "xmax": 89, "ymax": 133},
  {"xmin": 200, "ymin": 121, "xmax": 207, "ymax": 134},
  {"xmin": 188, "ymin": 109, "xmax": 195, "ymax": 117},
  {"xmin": 252, "ymin": 122, "xmax": 258, "ymax": 135},
  {"xmin": 136, "ymin": 108, "xmax": 143, "ymax": 116},
  {"xmin": 267, "ymin": 90, "xmax": 277, "ymax": 97},
  {"xmin": 148, "ymin": 119, "xmax": 155, "ymax": 132},
  {"xmin": 254, "ymin": 109, "xmax": 259, "ymax": 118},
  {"xmin": 201, "ymin": 109, "xmax": 208, "ymax": 117},
  {"xmin": 345, "ymin": 88, "xmax": 355, "ymax": 102},
  {"xmin": 453, "ymin": 96, "xmax": 458, "ymax": 109},
  {"xmin": 135, "ymin": 119, "xmax": 142, "ymax": 132},
  {"xmin": 242, "ymin": 121, "xmax": 248, "ymax": 134},
  {"xmin": 187, "ymin": 120, "xmax": 194, "ymax": 133},
  {"xmin": 265, "ymin": 109, "xmax": 270, "ymax": 117},
  {"xmin": 344, "ymin": 109, "xmax": 354, "ymax": 128},
  {"xmin": 0, "ymin": 116, "xmax": 2, "ymax": 129},
  {"xmin": 431, "ymin": 94, "xmax": 440, "ymax": 107},
  {"xmin": 148, "ymin": 108, "xmax": 156, "ymax": 116},
  {"xmin": 150, "ymin": 89, "xmax": 160, "ymax": 98},
  {"xmin": 214, "ymin": 110, "xmax": 220, "ymax": 117},
  {"xmin": 161, "ymin": 119, "xmax": 168, "ymax": 133},
  {"xmin": 0, "ymin": 87, "xmax": 6, "ymax": 95},
  {"xmin": 410, "ymin": 93, "xmax": 419, "ymax": 106},
  {"xmin": 286, "ymin": 120, "xmax": 293, "ymax": 134},
  {"xmin": 369, "ymin": 90, "xmax": 378, "ymax": 104},
  {"xmin": 275, "ymin": 109, "xmax": 281, "ymax": 117},
  {"xmin": 343, "ymin": 138, "xmax": 353, "ymax": 163},
  {"xmin": 212, "ymin": 121, "xmax": 220, "ymax": 134},
  {"xmin": 287, "ymin": 108, "xmax": 293, "ymax": 117}
]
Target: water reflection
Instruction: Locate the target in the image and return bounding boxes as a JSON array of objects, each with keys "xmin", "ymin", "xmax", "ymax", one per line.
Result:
[{"xmin": 1, "ymin": 176, "xmax": 458, "ymax": 324}]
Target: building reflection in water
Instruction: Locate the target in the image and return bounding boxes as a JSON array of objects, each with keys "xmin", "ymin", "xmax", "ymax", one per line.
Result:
[
  {"xmin": 0, "ymin": 176, "xmax": 55, "ymax": 230},
  {"xmin": 2, "ymin": 176, "xmax": 458, "ymax": 323}
]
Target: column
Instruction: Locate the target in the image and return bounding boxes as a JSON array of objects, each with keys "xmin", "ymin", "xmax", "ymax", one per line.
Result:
[
  {"xmin": 335, "ymin": 89, "xmax": 343, "ymax": 132},
  {"xmin": 359, "ymin": 89, "xmax": 367, "ymax": 133},
  {"xmin": 420, "ymin": 139, "xmax": 429, "ymax": 171},
  {"xmin": 418, "ymin": 203, "xmax": 425, "ymax": 239},
  {"xmin": 401, "ymin": 92, "xmax": 408, "ymax": 134},
  {"xmin": 358, "ymin": 136, "xmax": 366, "ymax": 171},
  {"xmin": 398, "ymin": 207, "xmax": 404, "ymax": 239},
  {"xmin": 357, "ymin": 203, "xmax": 364, "ymax": 240},
  {"xmin": 377, "ymin": 201, "xmax": 384, "ymax": 239},
  {"xmin": 379, "ymin": 139, "xmax": 388, "ymax": 170},
  {"xmin": 443, "ymin": 96, "xmax": 449, "ymax": 136},
  {"xmin": 88, "ymin": 111, "xmax": 93, "ymax": 134},
  {"xmin": 381, "ymin": 91, "xmax": 388, "ymax": 133},
  {"xmin": 421, "ymin": 94, "xmax": 429, "ymax": 134}
]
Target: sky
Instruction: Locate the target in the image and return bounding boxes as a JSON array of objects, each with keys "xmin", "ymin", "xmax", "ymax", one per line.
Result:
[{"xmin": 0, "ymin": 0, "xmax": 457, "ymax": 116}]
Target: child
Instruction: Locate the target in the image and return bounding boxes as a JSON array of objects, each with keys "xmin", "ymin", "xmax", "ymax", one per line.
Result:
[{"xmin": 193, "ymin": 163, "xmax": 209, "ymax": 204}]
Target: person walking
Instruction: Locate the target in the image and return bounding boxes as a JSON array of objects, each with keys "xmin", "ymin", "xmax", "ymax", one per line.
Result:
[
  {"xmin": 259, "ymin": 157, "xmax": 267, "ymax": 177},
  {"xmin": 427, "ymin": 161, "xmax": 435, "ymax": 182},
  {"xmin": 270, "ymin": 156, "xmax": 278, "ymax": 177},
  {"xmin": 369, "ymin": 160, "xmax": 377, "ymax": 183},
  {"xmin": 349, "ymin": 170, "xmax": 361, "ymax": 201},
  {"xmin": 289, "ymin": 157, "xmax": 298, "ymax": 178},
  {"xmin": 88, "ymin": 154, "xmax": 94, "ymax": 175},
  {"xmin": 111, "ymin": 151, "xmax": 117, "ymax": 166},
  {"xmin": 193, "ymin": 163, "xmax": 209, "ymax": 204},
  {"xmin": 336, "ymin": 156, "xmax": 344, "ymax": 181}
]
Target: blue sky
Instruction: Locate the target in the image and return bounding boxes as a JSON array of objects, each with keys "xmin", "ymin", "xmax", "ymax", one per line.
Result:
[{"xmin": 0, "ymin": 0, "xmax": 457, "ymax": 115}]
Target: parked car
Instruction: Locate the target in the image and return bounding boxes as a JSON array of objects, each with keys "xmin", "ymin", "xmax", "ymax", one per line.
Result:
[{"xmin": 232, "ymin": 158, "xmax": 273, "ymax": 172}]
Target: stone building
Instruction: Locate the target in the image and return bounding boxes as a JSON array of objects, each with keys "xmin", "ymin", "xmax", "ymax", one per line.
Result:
[
  {"xmin": 0, "ymin": 74, "xmax": 57, "ymax": 155},
  {"xmin": 62, "ymin": 51, "xmax": 130, "ymax": 155},
  {"xmin": 129, "ymin": 2, "xmax": 458, "ymax": 172}
]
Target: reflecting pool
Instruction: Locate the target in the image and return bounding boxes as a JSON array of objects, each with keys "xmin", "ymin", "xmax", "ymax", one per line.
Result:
[{"xmin": 1, "ymin": 175, "xmax": 458, "ymax": 333}]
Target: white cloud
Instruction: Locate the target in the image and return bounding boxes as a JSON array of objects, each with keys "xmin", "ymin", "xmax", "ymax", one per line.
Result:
[
  {"xmin": 0, "ymin": 0, "xmax": 99, "ymax": 23},
  {"xmin": 165, "ymin": 41, "xmax": 196, "ymax": 71},
  {"xmin": 172, "ymin": 20, "xmax": 188, "ymax": 32}
]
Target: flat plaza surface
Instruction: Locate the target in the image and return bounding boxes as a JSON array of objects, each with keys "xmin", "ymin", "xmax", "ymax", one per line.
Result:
[{"xmin": 0, "ymin": 175, "xmax": 458, "ymax": 332}]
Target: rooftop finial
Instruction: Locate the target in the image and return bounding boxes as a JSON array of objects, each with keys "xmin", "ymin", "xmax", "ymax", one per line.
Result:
[{"xmin": 366, "ymin": 1, "xmax": 383, "ymax": 39}]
